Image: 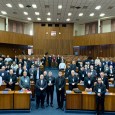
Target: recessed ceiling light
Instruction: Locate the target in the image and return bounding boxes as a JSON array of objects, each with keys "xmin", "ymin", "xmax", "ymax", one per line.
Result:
[
  {"xmin": 47, "ymin": 18, "xmax": 51, "ymax": 21},
  {"xmin": 6, "ymin": 3, "xmax": 12, "ymax": 8},
  {"xmin": 27, "ymin": 17, "xmax": 31, "ymax": 20},
  {"xmin": 57, "ymin": 18, "xmax": 59, "ymax": 21},
  {"xmin": 100, "ymin": 13, "xmax": 105, "ymax": 17},
  {"xmin": 66, "ymin": 18, "xmax": 70, "ymax": 21},
  {"xmin": 37, "ymin": 18, "xmax": 41, "ymax": 21},
  {"xmin": 24, "ymin": 12, "xmax": 28, "ymax": 15},
  {"xmin": 58, "ymin": 5, "xmax": 62, "ymax": 9},
  {"xmin": 89, "ymin": 13, "xmax": 94, "ymax": 16},
  {"xmin": 32, "ymin": 4, "xmax": 37, "ymax": 8},
  {"xmin": 18, "ymin": 4, "xmax": 24, "ymax": 8},
  {"xmin": 35, "ymin": 12, "xmax": 40, "ymax": 15},
  {"xmin": 47, "ymin": 12, "xmax": 51, "ymax": 16},
  {"xmin": 68, "ymin": 12, "xmax": 72, "ymax": 16},
  {"xmin": 79, "ymin": 13, "xmax": 83, "ymax": 16},
  {"xmin": 95, "ymin": 5, "xmax": 101, "ymax": 10},
  {"xmin": 1, "ymin": 11, "xmax": 7, "ymax": 15}
]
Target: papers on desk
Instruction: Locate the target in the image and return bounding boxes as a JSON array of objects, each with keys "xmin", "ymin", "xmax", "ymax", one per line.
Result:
[
  {"xmin": 109, "ymin": 84, "xmax": 114, "ymax": 87},
  {"xmin": 2, "ymin": 91, "xmax": 8, "ymax": 94},
  {"xmin": 105, "ymin": 92, "xmax": 113, "ymax": 95},
  {"xmin": 87, "ymin": 92, "xmax": 92, "ymax": 94},
  {"xmin": 66, "ymin": 90, "xmax": 72, "ymax": 94},
  {"xmin": 26, "ymin": 90, "xmax": 32, "ymax": 94},
  {"xmin": 19, "ymin": 90, "xmax": 24, "ymax": 93}
]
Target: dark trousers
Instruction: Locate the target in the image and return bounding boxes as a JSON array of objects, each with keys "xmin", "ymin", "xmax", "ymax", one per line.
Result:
[
  {"xmin": 36, "ymin": 93, "xmax": 45, "ymax": 107},
  {"xmin": 96, "ymin": 96, "xmax": 105, "ymax": 114},
  {"xmin": 48, "ymin": 62, "xmax": 51, "ymax": 67},
  {"xmin": 47, "ymin": 88, "xmax": 54, "ymax": 105},
  {"xmin": 57, "ymin": 90, "xmax": 64, "ymax": 108},
  {"xmin": 69, "ymin": 84, "xmax": 77, "ymax": 90}
]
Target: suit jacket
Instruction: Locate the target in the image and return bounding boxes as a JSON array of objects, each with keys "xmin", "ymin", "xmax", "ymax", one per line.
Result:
[
  {"xmin": 56, "ymin": 57, "xmax": 61, "ymax": 64},
  {"xmin": 79, "ymin": 70, "xmax": 87, "ymax": 81},
  {"xmin": 101, "ymin": 77, "xmax": 109, "ymax": 89},
  {"xmin": 107, "ymin": 69, "xmax": 115, "ymax": 78},
  {"xmin": 55, "ymin": 76, "xmax": 65, "ymax": 92},
  {"xmin": 16, "ymin": 68, "xmax": 23, "ymax": 77},
  {"xmin": 36, "ymin": 79, "xmax": 47, "ymax": 96},
  {"xmin": 48, "ymin": 56, "xmax": 52, "ymax": 63},
  {"xmin": 33, "ymin": 69, "xmax": 43, "ymax": 84},
  {"xmin": 88, "ymin": 69, "xmax": 97, "ymax": 77},
  {"xmin": 84, "ymin": 76, "xmax": 94, "ymax": 89},
  {"xmin": 12, "ymin": 57, "xmax": 19, "ymax": 64},
  {"xmin": 96, "ymin": 65, "xmax": 104, "ymax": 75},
  {"xmin": 70, "ymin": 64, "xmax": 76, "ymax": 71},
  {"xmin": 68, "ymin": 75, "xmax": 78, "ymax": 90},
  {"xmin": 46, "ymin": 76, "xmax": 55, "ymax": 91},
  {"xmin": 65, "ymin": 68, "xmax": 71, "ymax": 78},
  {"xmin": 0, "ymin": 70, "xmax": 8, "ymax": 81},
  {"xmin": 5, "ymin": 74, "xmax": 17, "ymax": 90},
  {"xmin": 94, "ymin": 83, "xmax": 106, "ymax": 97}
]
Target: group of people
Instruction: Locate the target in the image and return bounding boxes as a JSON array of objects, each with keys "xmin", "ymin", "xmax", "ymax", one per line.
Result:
[{"xmin": 0, "ymin": 55, "xmax": 115, "ymax": 114}]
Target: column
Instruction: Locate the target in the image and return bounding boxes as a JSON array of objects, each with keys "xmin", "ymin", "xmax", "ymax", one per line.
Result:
[
  {"xmin": 6, "ymin": 17, "xmax": 8, "ymax": 31},
  {"xmin": 98, "ymin": 19, "xmax": 101, "ymax": 33}
]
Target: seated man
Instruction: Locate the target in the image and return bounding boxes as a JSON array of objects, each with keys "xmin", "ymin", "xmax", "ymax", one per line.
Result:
[
  {"xmin": 5, "ymin": 69, "xmax": 17, "ymax": 90},
  {"xmin": 68, "ymin": 70, "xmax": 78, "ymax": 90},
  {"xmin": 84, "ymin": 72, "xmax": 94, "ymax": 92},
  {"xmin": 94, "ymin": 77, "xmax": 106, "ymax": 115},
  {"xmin": 19, "ymin": 71, "xmax": 30, "ymax": 90}
]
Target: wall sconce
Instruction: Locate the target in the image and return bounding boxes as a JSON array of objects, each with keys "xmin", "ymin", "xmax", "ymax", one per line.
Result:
[
  {"xmin": 46, "ymin": 32, "xmax": 48, "ymax": 34},
  {"xmin": 59, "ymin": 32, "xmax": 61, "ymax": 34}
]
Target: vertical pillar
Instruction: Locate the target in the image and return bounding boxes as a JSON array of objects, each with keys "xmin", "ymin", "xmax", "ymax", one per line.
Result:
[
  {"xmin": 6, "ymin": 17, "xmax": 8, "ymax": 31},
  {"xmin": 98, "ymin": 19, "xmax": 101, "ymax": 33}
]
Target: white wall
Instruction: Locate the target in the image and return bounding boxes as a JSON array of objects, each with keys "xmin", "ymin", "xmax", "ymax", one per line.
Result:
[
  {"xmin": 73, "ymin": 23, "xmax": 85, "ymax": 36},
  {"xmin": 0, "ymin": 18, "xmax": 5, "ymax": 31},
  {"xmin": 24, "ymin": 23, "xmax": 33, "ymax": 35},
  {"xmin": 102, "ymin": 19, "xmax": 111, "ymax": 33}
]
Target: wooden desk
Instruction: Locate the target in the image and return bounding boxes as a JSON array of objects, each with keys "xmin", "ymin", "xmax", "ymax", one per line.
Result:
[
  {"xmin": 66, "ymin": 91, "xmax": 82, "ymax": 110},
  {"xmin": 0, "ymin": 83, "xmax": 35, "ymax": 98},
  {"xmin": 0, "ymin": 91, "xmax": 14, "ymax": 109},
  {"xmin": 66, "ymin": 91, "xmax": 115, "ymax": 111},
  {"xmin": 14, "ymin": 91, "xmax": 31, "ymax": 110},
  {"xmin": 66, "ymin": 83, "xmax": 115, "ymax": 93}
]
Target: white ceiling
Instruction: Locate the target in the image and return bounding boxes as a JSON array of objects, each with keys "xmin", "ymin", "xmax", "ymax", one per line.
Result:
[{"xmin": 0, "ymin": 0, "xmax": 115, "ymax": 23}]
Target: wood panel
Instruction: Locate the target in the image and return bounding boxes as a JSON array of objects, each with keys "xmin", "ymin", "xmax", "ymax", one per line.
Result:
[
  {"xmin": 75, "ymin": 44, "xmax": 115, "ymax": 58},
  {"xmin": 33, "ymin": 23, "xmax": 73, "ymax": 55},
  {"xmin": 0, "ymin": 30, "xmax": 33, "ymax": 45},
  {"xmin": 0, "ymin": 43, "xmax": 28, "ymax": 57},
  {"xmin": 73, "ymin": 32, "xmax": 115, "ymax": 46}
]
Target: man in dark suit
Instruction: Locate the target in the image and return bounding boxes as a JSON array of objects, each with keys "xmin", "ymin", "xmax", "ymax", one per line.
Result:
[
  {"xmin": 35, "ymin": 74, "xmax": 47, "ymax": 109},
  {"xmin": 84, "ymin": 72, "xmax": 94, "ymax": 92},
  {"xmin": 56, "ymin": 55, "xmax": 61, "ymax": 68},
  {"xmin": 33, "ymin": 65, "xmax": 43, "ymax": 84},
  {"xmin": 68, "ymin": 70, "xmax": 78, "ymax": 90},
  {"xmin": 107, "ymin": 65, "xmax": 115, "ymax": 80},
  {"xmin": 64, "ymin": 65, "xmax": 71, "ymax": 78},
  {"xmin": 100, "ymin": 72, "xmax": 109, "ymax": 92},
  {"xmin": 16, "ymin": 63, "xmax": 23, "ymax": 77},
  {"xmin": 46, "ymin": 71, "xmax": 55, "ymax": 107},
  {"xmin": 94, "ymin": 77, "xmax": 106, "ymax": 115},
  {"xmin": 55, "ymin": 71, "xmax": 65, "ymax": 111},
  {"xmin": 96, "ymin": 63, "xmax": 104, "ymax": 76},
  {"xmin": 12, "ymin": 55, "xmax": 19, "ymax": 64},
  {"xmin": 70, "ymin": 61, "xmax": 76, "ymax": 72},
  {"xmin": 41, "ymin": 55, "xmax": 46, "ymax": 67},
  {"xmin": 0, "ymin": 66, "xmax": 8, "ymax": 81},
  {"xmin": 48, "ymin": 55, "xmax": 52, "ymax": 68},
  {"xmin": 5, "ymin": 69, "xmax": 17, "ymax": 90}
]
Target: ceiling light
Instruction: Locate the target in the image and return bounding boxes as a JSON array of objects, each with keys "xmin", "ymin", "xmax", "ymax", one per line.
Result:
[
  {"xmin": 32, "ymin": 4, "xmax": 37, "ymax": 8},
  {"xmin": 58, "ymin": 5, "xmax": 62, "ymax": 9},
  {"xmin": 47, "ymin": 18, "xmax": 51, "ymax": 21},
  {"xmin": 100, "ymin": 13, "xmax": 105, "ymax": 17},
  {"xmin": 18, "ymin": 4, "xmax": 24, "ymax": 8},
  {"xmin": 79, "ymin": 13, "xmax": 83, "ymax": 16},
  {"xmin": 1, "ymin": 11, "xmax": 7, "ymax": 15},
  {"xmin": 35, "ymin": 12, "xmax": 39, "ymax": 15},
  {"xmin": 68, "ymin": 12, "xmax": 72, "ymax": 16},
  {"xmin": 24, "ymin": 12, "xmax": 28, "ymax": 15},
  {"xmin": 47, "ymin": 12, "xmax": 51, "ymax": 16},
  {"xmin": 57, "ymin": 19, "xmax": 59, "ymax": 21},
  {"xmin": 66, "ymin": 18, "xmax": 70, "ymax": 21},
  {"xmin": 27, "ymin": 17, "xmax": 31, "ymax": 20},
  {"xmin": 95, "ymin": 5, "xmax": 101, "ymax": 10},
  {"xmin": 37, "ymin": 18, "xmax": 41, "ymax": 21},
  {"xmin": 90, "ymin": 13, "xmax": 94, "ymax": 16},
  {"xmin": 6, "ymin": 3, "xmax": 12, "ymax": 8}
]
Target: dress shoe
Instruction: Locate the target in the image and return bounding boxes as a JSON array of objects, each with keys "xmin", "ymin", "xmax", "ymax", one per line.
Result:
[
  {"xmin": 60, "ymin": 108, "xmax": 64, "ymax": 111},
  {"xmin": 50, "ymin": 104, "xmax": 53, "ymax": 107},
  {"xmin": 46, "ymin": 104, "xmax": 49, "ymax": 107},
  {"xmin": 56, "ymin": 107, "xmax": 60, "ymax": 109},
  {"xmin": 41, "ymin": 106, "xmax": 45, "ymax": 109}
]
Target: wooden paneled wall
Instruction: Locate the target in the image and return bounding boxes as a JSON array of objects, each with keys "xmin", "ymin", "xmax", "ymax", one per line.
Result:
[
  {"xmin": 74, "ymin": 45, "xmax": 115, "ymax": 58},
  {"xmin": 73, "ymin": 32, "xmax": 115, "ymax": 46},
  {"xmin": 0, "ymin": 43, "xmax": 28, "ymax": 57},
  {"xmin": 33, "ymin": 23, "xmax": 73, "ymax": 55},
  {"xmin": 0, "ymin": 31, "xmax": 33, "ymax": 45}
]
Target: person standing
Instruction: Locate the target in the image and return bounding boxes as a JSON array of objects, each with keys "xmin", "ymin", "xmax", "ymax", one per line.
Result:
[
  {"xmin": 94, "ymin": 77, "xmax": 106, "ymax": 115},
  {"xmin": 35, "ymin": 74, "xmax": 47, "ymax": 109},
  {"xmin": 46, "ymin": 71, "xmax": 55, "ymax": 107},
  {"xmin": 55, "ymin": 71, "xmax": 65, "ymax": 111}
]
